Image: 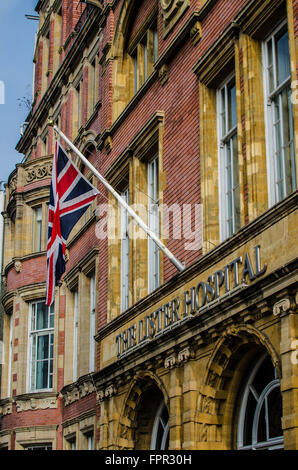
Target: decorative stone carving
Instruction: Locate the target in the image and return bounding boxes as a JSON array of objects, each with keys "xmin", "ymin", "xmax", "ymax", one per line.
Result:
[
  {"xmin": 65, "ymin": 248, "xmax": 70, "ymax": 263},
  {"xmin": 177, "ymin": 347, "xmax": 195, "ymax": 364},
  {"xmin": 62, "ymin": 378, "xmax": 97, "ymax": 406},
  {"xmin": 79, "ymin": 380, "xmax": 95, "ymax": 398},
  {"xmin": 105, "ymin": 384, "xmax": 117, "ymax": 399},
  {"xmin": 96, "ymin": 384, "xmax": 117, "ymax": 402},
  {"xmin": 164, "ymin": 354, "xmax": 176, "ymax": 369},
  {"xmin": 160, "ymin": 0, "xmax": 190, "ymax": 36},
  {"xmin": 64, "ymin": 387, "xmax": 80, "ymax": 406},
  {"xmin": 158, "ymin": 64, "xmax": 169, "ymax": 85},
  {"xmin": 14, "ymin": 261, "xmax": 22, "ymax": 273},
  {"xmin": 190, "ymin": 21, "xmax": 202, "ymax": 45},
  {"xmin": 97, "ymin": 390, "xmax": 105, "ymax": 403},
  {"xmin": 15, "ymin": 396, "xmax": 57, "ymax": 413},
  {"xmin": 104, "ymin": 135, "xmax": 112, "ymax": 154},
  {"xmin": 9, "ymin": 174, "xmax": 17, "ymax": 194},
  {"xmin": 273, "ymin": 298, "xmax": 291, "ymax": 316},
  {"xmin": 25, "ymin": 163, "xmax": 52, "ymax": 184},
  {"xmin": 1, "ymin": 402, "xmax": 12, "ymax": 416}
]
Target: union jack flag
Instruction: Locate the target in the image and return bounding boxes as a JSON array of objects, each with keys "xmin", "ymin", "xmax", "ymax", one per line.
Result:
[{"xmin": 46, "ymin": 142, "xmax": 99, "ymax": 306}]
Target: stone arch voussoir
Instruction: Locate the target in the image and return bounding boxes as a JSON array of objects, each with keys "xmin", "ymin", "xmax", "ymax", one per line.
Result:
[
  {"xmin": 196, "ymin": 323, "xmax": 281, "ymax": 448},
  {"xmin": 116, "ymin": 370, "xmax": 169, "ymax": 450}
]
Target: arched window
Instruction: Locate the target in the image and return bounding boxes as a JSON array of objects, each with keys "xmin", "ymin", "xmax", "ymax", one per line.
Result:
[
  {"xmin": 237, "ymin": 354, "xmax": 284, "ymax": 450},
  {"xmin": 150, "ymin": 401, "xmax": 169, "ymax": 450}
]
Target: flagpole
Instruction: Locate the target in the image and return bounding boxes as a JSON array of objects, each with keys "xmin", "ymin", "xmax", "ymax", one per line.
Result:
[{"xmin": 48, "ymin": 121, "xmax": 185, "ymax": 273}]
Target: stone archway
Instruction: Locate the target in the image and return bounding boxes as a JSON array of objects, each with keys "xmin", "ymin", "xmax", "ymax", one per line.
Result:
[
  {"xmin": 196, "ymin": 324, "xmax": 281, "ymax": 450},
  {"xmin": 116, "ymin": 371, "xmax": 169, "ymax": 450}
]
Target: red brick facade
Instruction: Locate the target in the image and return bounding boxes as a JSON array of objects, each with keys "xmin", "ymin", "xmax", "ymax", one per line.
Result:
[{"xmin": 1, "ymin": 0, "xmax": 297, "ymax": 451}]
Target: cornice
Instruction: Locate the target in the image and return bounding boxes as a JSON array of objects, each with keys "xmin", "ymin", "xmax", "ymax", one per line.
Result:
[
  {"xmin": 60, "ymin": 374, "xmax": 96, "ymax": 407},
  {"xmin": 104, "ymin": 111, "xmax": 164, "ymax": 183},
  {"xmin": 193, "ymin": 20, "xmax": 240, "ymax": 85},
  {"xmin": 2, "ymin": 282, "xmax": 46, "ymax": 305},
  {"xmin": 63, "ymin": 246, "xmax": 99, "ymax": 288},
  {"xmin": 97, "ymin": 71, "xmax": 159, "ymax": 150}
]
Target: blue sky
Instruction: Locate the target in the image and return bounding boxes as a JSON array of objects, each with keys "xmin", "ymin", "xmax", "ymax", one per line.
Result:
[{"xmin": 0, "ymin": 0, "xmax": 38, "ymax": 185}]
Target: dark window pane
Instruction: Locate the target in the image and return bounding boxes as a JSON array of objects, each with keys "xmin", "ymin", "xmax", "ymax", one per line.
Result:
[
  {"xmin": 268, "ymin": 388, "xmax": 283, "ymax": 439},
  {"xmin": 276, "ymin": 30, "xmax": 290, "ymax": 86},
  {"xmin": 243, "ymin": 392, "xmax": 257, "ymax": 446},
  {"xmin": 253, "ymin": 357, "xmax": 274, "ymax": 396},
  {"xmin": 257, "ymin": 402, "xmax": 267, "ymax": 443},
  {"xmin": 37, "ymin": 335, "xmax": 49, "ymax": 360},
  {"xmin": 36, "ymin": 303, "xmax": 48, "ymax": 330},
  {"xmin": 228, "ymin": 81, "xmax": 237, "ymax": 130},
  {"xmin": 36, "ymin": 360, "xmax": 48, "ymax": 389}
]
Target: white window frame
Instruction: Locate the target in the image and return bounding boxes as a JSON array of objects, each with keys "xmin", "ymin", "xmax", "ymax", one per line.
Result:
[
  {"xmin": 27, "ymin": 301, "xmax": 54, "ymax": 393},
  {"xmin": 120, "ymin": 187, "xmax": 130, "ymax": 313},
  {"xmin": 237, "ymin": 353, "xmax": 284, "ymax": 450},
  {"xmin": 263, "ymin": 19, "xmax": 296, "ymax": 207},
  {"xmin": 150, "ymin": 401, "xmax": 169, "ymax": 450},
  {"xmin": 89, "ymin": 274, "xmax": 96, "ymax": 373},
  {"xmin": 32, "ymin": 205, "xmax": 43, "ymax": 252},
  {"xmin": 73, "ymin": 289, "xmax": 79, "ymax": 382},
  {"xmin": 148, "ymin": 155, "xmax": 160, "ymax": 294},
  {"xmin": 217, "ymin": 73, "xmax": 240, "ymax": 242},
  {"xmin": 87, "ymin": 432, "xmax": 94, "ymax": 450}
]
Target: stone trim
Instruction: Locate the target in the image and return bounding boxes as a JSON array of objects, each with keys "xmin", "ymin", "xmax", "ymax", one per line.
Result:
[
  {"xmin": 0, "ymin": 399, "xmax": 12, "ymax": 416},
  {"xmin": 160, "ymin": 0, "xmax": 190, "ymax": 38},
  {"xmin": 193, "ymin": 20, "xmax": 240, "ymax": 86},
  {"xmin": 63, "ymin": 247, "xmax": 99, "ymax": 287},
  {"xmin": 14, "ymin": 393, "xmax": 58, "ymax": 413},
  {"xmin": 60, "ymin": 375, "xmax": 96, "ymax": 406}
]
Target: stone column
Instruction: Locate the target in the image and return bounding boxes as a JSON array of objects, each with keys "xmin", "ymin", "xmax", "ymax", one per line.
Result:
[
  {"xmin": 179, "ymin": 348, "xmax": 197, "ymax": 450},
  {"xmin": 165, "ymin": 354, "xmax": 182, "ymax": 450},
  {"xmin": 275, "ymin": 297, "xmax": 298, "ymax": 449}
]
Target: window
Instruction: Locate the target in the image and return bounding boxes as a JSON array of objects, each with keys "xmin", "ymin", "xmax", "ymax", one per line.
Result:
[
  {"xmin": 87, "ymin": 432, "xmax": 94, "ymax": 450},
  {"xmin": 151, "ymin": 402, "xmax": 169, "ymax": 450},
  {"xmin": 237, "ymin": 354, "xmax": 283, "ymax": 450},
  {"xmin": 131, "ymin": 22, "xmax": 158, "ymax": 94},
  {"xmin": 217, "ymin": 75, "xmax": 240, "ymax": 240},
  {"xmin": 148, "ymin": 156, "xmax": 160, "ymax": 293},
  {"xmin": 121, "ymin": 188, "xmax": 130, "ymax": 312},
  {"xmin": 25, "ymin": 444, "xmax": 52, "ymax": 451},
  {"xmin": 29, "ymin": 301, "xmax": 54, "ymax": 391},
  {"xmin": 32, "ymin": 206, "xmax": 43, "ymax": 252},
  {"xmin": 73, "ymin": 289, "xmax": 79, "ymax": 382},
  {"xmin": 70, "ymin": 438, "xmax": 76, "ymax": 451},
  {"xmin": 89, "ymin": 56, "xmax": 99, "ymax": 115},
  {"xmin": 263, "ymin": 21, "xmax": 296, "ymax": 206},
  {"xmin": 89, "ymin": 274, "xmax": 96, "ymax": 373},
  {"xmin": 75, "ymin": 81, "xmax": 82, "ymax": 131}
]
